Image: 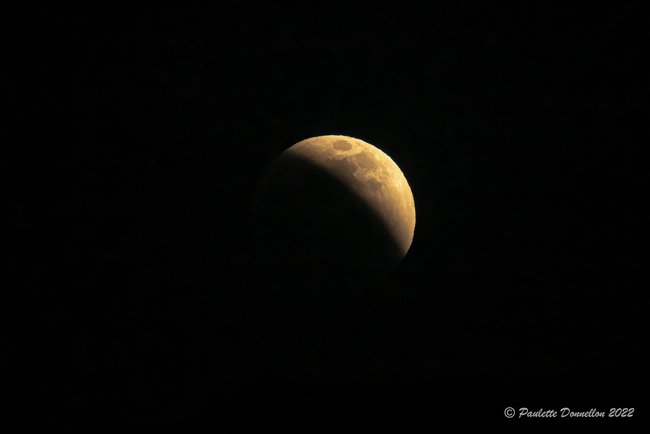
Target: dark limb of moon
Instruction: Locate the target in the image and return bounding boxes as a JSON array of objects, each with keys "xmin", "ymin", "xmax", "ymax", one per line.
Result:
[{"xmin": 252, "ymin": 150, "xmax": 403, "ymax": 302}]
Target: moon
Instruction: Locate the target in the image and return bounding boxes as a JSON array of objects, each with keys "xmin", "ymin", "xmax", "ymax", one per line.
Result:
[
  {"xmin": 252, "ymin": 135, "xmax": 415, "ymax": 295},
  {"xmin": 285, "ymin": 135, "xmax": 415, "ymax": 254}
]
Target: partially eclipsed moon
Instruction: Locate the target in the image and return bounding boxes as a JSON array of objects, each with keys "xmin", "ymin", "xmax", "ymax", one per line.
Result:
[
  {"xmin": 286, "ymin": 135, "xmax": 415, "ymax": 257},
  {"xmin": 253, "ymin": 135, "xmax": 415, "ymax": 293}
]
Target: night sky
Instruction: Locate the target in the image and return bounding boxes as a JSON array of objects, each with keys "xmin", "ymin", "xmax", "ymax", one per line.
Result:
[{"xmin": 13, "ymin": 4, "xmax": 646, "ymax": 431}]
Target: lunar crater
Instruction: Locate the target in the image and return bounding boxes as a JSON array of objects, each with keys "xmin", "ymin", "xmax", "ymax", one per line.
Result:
[{"xmin": 333, "ymin": 140, "xmax": 352, "ymax": 151}]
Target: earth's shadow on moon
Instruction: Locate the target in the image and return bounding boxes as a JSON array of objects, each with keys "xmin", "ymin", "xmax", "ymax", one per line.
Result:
[
  {"xmin": 246, "ymin": 150, "xmax": 407, "ymax": 381},
  {"xmin": 252, "ymin": 150, "xmax": 404, "ymax": 303}
]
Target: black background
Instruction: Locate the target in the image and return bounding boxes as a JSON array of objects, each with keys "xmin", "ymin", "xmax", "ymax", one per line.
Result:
[{"xmin": 11, "ymin": 3, "xmax": 647, "ymax": 432}]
